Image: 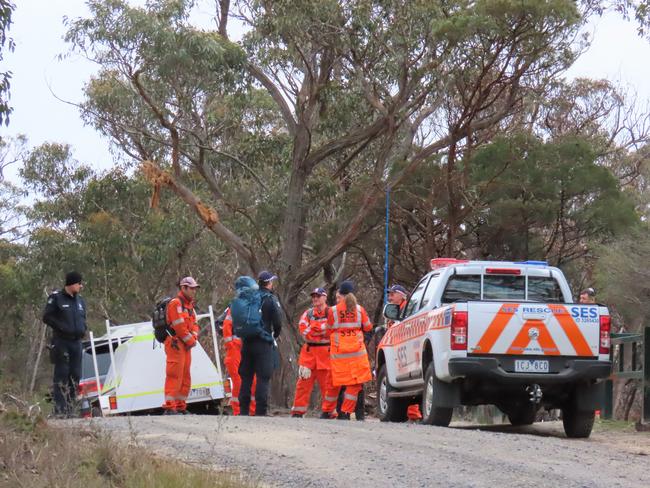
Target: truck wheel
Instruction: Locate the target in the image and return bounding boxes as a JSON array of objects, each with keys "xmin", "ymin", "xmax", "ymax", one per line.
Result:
[
  {"xmin": 562, "ymin": 405, "xmax": 595, "ymax": 438},
  {"xmin": 421, "ymin": 363, "xmax": 453, "ymax": 427},
  {"xmin": 376, "ymin": 365, "xmax": 408, "ymax": 422},
  {"xmin": 506, "ymin": 404, "xmax": 537, "ymax": 426}
]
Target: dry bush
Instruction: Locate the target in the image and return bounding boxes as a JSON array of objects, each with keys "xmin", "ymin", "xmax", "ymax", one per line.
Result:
[{"xmin": 0, "ymin": 401, "xmax": 253, "ymax": 488}]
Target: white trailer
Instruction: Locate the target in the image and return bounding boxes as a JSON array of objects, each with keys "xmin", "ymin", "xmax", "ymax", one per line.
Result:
[{"xmin": 92, "ymin": 305, "xmax": 228, "ymax": 415}]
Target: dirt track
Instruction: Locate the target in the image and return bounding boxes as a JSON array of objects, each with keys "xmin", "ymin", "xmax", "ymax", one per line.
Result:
[{"xmin": 82, "ymin": 416, "xmax": 649, "ymax": 487}]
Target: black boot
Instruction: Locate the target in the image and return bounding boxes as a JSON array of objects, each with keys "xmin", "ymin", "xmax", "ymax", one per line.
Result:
[{"xmin": 337, "ymin": 412, "xmax": 350, "ymax": 420}]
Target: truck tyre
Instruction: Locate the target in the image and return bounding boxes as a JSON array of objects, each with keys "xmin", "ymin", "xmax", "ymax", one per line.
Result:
[
  {"xmin": 376, "ymin": 365, "xmax": 408, "ymax": 422},
  {"xmin": 506, "ymin": 404, "xmax": 537, "ymax": 426},
  {"xmin": 562, "ymin": 405, "xmax": 595, "ymax": 438},
  {"xmin": 421, "ymin": 363, "xmax": 453, "ymax": 427}
]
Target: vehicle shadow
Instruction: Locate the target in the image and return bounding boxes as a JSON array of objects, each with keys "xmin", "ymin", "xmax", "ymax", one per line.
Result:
[{"xmin": 451, "ymin": 421, "xmax": 568, "ymax": 439}]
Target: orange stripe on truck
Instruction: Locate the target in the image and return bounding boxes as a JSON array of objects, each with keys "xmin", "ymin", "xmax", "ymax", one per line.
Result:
[
  {"xmin": 474, "ymin": 304, "xmax": 519, "ymax": 353},
  {"xmin": 506, "ymin": 320, "xmax": 560, "ymax": 356},
  {"xmin": 549, "ymin": 305, "xmax": 593, "ymax": 356}
]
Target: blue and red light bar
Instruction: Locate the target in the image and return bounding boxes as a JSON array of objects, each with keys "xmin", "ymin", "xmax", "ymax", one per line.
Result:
[{"xmin": 430, "ymin": 258, "xmax": 548, "ymax": 271}]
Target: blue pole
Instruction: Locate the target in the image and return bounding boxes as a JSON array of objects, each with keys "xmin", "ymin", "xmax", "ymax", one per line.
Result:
[{"xmin": 383, "ymin": 186, "xmax": 390, "ymax": 305}]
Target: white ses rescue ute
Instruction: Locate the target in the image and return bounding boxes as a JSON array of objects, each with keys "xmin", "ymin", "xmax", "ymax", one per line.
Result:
[{"xmin": 376, "ymin": 259, "xmax": 612, "ymax": 438}]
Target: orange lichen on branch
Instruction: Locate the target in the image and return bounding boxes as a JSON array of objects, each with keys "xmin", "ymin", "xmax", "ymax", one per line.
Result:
[
  {"xmin": 142, "ymin": 160, "xmax": 174, "ymax": 209},
  {"xmin": 196, "ymin": 201, "xmax": 219, "ymax": 226}
]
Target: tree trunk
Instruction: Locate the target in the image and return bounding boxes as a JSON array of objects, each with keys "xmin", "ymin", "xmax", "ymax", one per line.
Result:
[
  {"xmin": 29, "ymin": 320, "xmax": 47, "ymax": 394},
  {"xmin": 445, "ymin": 141, "xmax": 459, "ymax": 255}
]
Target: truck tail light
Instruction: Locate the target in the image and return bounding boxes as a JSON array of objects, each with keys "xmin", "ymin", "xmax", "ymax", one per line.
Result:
[
  {"xmin": 77, "ymin": 379, "xmax": 100, "ymax": 397},
  {"xmin": 451, "ymin": 311, "xmax": 468, "ymax": 351},
  {"xmin": 485, "ymin": 268, "xmax": 521, "ymax": 275},
  {"xmin": 599, "ymin": 315, "xmax": 611, "ymax": 355},
  {"xmin": 109, "ymin": 396, "xmax": 118, "ymax": 410}
]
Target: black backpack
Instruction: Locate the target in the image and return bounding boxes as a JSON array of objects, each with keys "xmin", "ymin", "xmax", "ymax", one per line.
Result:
[
  {"xmin": 215, "ymin": 308, "xmax": 228, "ymax": 337},
  {"xmin": 152, "ymin": 297, "xmax": 175, "ymax": 343}
]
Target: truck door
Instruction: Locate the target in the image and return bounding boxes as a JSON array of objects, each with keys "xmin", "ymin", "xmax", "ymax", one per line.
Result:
[{"xmin": 392, "ymin": 277, "xmax": 430, "ymax": 381}]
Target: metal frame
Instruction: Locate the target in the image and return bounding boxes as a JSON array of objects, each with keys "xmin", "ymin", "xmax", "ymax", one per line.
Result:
[{"xmin": 602, "ymin": 327, "xmax": 648, "ymax": 424}]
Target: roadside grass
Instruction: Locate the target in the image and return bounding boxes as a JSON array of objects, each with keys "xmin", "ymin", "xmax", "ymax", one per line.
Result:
[
  {"xmin": 0, "ymin": 405, "xmax": 255, "ymax": 488},
  {"xmin": 592, "ymin": 418, "xmax": 637, "ymax": 433}
]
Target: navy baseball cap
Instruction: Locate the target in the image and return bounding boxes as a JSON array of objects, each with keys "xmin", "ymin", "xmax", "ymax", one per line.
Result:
[
  {"xmin": 310, "ymin": 287, "xmax": 327, "ymax": 297},
  {"xmin": 388, "ymin": 284, "xmax": 408, "ymax": 296},
  {"xmin": 258, "ymin": 270, "xmax": 278, "ymax": 282},
  {"xmin": 338, "ymin": 280, "xmax": 355, "ymax": 295}
]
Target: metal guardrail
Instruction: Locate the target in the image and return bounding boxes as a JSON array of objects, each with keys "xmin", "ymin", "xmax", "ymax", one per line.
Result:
[{"xmin": 602, "ymin": 327, "xmax": 649, "ymax": 423}]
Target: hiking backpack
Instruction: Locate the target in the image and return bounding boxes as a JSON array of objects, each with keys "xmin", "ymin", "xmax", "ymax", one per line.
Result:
[
  {"xmin": 152, "ymin": 297, "xmax": 174, "ymax": 343},
  {"xmin": 230, "ymin": 276, "xmax": 272, "ymax": 342}
]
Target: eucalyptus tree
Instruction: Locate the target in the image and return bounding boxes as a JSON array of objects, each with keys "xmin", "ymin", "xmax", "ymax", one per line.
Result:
[
  {"xmin": 0, "ymin": 0, "xmax": 14, "ymax": 126},
  {"xmin": 66, "ymin": 0, "xmax": 589, "ymax": 403}
]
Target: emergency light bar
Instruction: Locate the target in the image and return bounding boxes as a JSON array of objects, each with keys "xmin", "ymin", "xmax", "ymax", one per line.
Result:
[
  {"xmin": 516, "ymin": 260, "xmax": 548, "ymax": 266},
  {"xmin": 430, "ymin": 258, "xmax": 469, "ymax": 270}
]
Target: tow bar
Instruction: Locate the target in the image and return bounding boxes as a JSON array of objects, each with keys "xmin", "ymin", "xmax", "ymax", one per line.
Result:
[{"xmin": 527, "ymin": 384, "xmax": 543, "ymax": 404}]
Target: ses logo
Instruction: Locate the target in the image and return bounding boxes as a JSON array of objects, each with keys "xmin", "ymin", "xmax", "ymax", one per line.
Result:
[
  {"xmin": 569, "ymin": 306, "xmax": 598, "ymax": 320},
  {"xmin": 521, "ymin": 306, "xmax": 598, "ymax": 322}
]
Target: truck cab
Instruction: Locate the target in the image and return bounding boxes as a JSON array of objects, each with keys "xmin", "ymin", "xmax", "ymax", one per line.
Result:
[{"xmin": 376, "ymin": 259, "xmax": 612, "ymax": 438}]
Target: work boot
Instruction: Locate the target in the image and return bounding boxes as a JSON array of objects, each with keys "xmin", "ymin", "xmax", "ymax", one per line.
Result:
[
  {"xmin": 291, "ymin": 413, "xmax": 303, "ymax": 418},
  {"xmin": 319, "ymin": 411, "xmax": 336, "ymax": 419},
  {"xmin": 178, "ymin": 410, "xmax": 189, "ymax": 415},
  {"xmin": 337, "ymin": 412, "xmax": 351, "ymax": 420},
  {"xmin": 163, "ymin": 409, "xmax": 180, "ymax": 415}
]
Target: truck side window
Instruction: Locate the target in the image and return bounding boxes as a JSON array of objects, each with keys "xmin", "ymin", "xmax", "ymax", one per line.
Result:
[
  {"xmin": 527, "ymin": 276, "xmax": 563, "ymax": 303},
  {"xmin": 420, "ymin": 274, "xmax": 441, "ymax": 309},
  {"xmin": 404, "ymin": 278, "xmax": 429, "ymax": 317},
  {"xmin": 442, "ymin": 275, "xmax": 481, "ymax": 303}
]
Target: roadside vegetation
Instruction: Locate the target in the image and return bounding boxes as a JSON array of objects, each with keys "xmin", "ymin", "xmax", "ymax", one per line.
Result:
[{"xmin": 0, "ymin": 398, "xmax": 253, "ymax": 488}]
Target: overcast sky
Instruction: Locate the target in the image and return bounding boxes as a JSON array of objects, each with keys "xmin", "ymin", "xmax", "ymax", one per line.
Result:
[{"xmin": 2, "ymin": 0, "xmax": 650, "ymax": 183}]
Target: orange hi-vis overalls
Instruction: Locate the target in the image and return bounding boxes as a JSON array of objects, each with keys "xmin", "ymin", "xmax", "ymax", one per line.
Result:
[
  {"xmin": 387, "ymin": 300, "xmax": 422, "ymax": 421},
  {"xmin": 163, "ymin": 292, "xmax": 199, "ymax": 412},
  {"xmin": 326, "ymin": 302, "xmax": 373, "ymax": 414},
  {"xmin": 291, "ymin": 306, "xmax": 339, "ymax": 417},
  {"xmin": 222, "ymin": 309, "xmax": 256, "ymax": 415}
]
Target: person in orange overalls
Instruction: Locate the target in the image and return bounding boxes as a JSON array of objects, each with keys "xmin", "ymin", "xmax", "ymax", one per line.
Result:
[
  {"xmin": 222, "ymin": 308, "xmax": 256, "ymax": 415},
  {"xmin": 163, "ymin": 276, "xmax": 201, "ymax": 414},
  {"xmin": 326, "ymin": 280, "xmax": 373, "ymax": 420},
  {"xmin": 387, "ymin": 284, "xmax": 422, "ymax": 421},
  {"xmin": 291, "ymin": 287, "xmax": 339, "ymax": 418}
]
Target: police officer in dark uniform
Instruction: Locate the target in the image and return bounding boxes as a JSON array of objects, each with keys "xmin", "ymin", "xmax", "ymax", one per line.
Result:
[
  {"xmin": 239, "ymin": 270, "xmax": 283, "ymax": 416},
  {"xmin": 43, "ymin": 271, "xmax": 87, "ymax": 417}
]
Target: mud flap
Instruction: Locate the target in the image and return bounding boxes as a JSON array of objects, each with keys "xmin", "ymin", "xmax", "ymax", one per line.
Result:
[
  {"xmin": 431, "ymin": 377, "xmax": 461, "ymax": 408},
  {"xmin": 574, "ymin": 381, "xmax": 605, "ymax": 411}
]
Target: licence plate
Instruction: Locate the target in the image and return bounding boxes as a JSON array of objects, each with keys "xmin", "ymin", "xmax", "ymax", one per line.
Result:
[
  {"xmin": 189, "ymin": 387, "xmax": 210, "ymax": 398},
  {"xmin": 514, "ymin": 359, "xmax": 549, "ymax": 373}
]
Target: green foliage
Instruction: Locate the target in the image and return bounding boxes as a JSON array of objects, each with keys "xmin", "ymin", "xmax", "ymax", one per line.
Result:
[
  {"xmin": 465, "ymin": 133, "xmax": 638, "ymax": 262},
  {"xmin": 594, "ymin": 227, "xmax": 650, "ymax": 329},
  {"xmin": 0, "ymin": 0, "xmax": 15, "ymax": 126}
]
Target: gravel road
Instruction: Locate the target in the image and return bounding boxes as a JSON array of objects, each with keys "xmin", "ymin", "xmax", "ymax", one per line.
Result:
[{"xmin": 83, "ymin": 415, "xmax": 649, "ymax": 488}]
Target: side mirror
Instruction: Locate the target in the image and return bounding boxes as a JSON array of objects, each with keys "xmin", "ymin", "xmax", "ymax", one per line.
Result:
[{"xmin": 383, "ymin": 303, "xmax": 401, "ymax": 321}]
